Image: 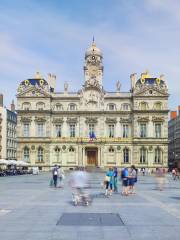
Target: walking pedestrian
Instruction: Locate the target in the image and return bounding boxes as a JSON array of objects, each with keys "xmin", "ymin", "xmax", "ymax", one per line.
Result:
[
  {"xmin": 128, "ymin": 165, "xmax": 137, "ymax": 194},
  {"xmin": 104, "ymin": 168, "xmax": 114, "ymax": 196},
  {"xmin": 113, "ymin": 167, "xmax": 118, "ymax": 192},
  {"xmin": 52, "ymin": 165, "xmax": 58, "ymax": 188},
  {"xmin": 58, "ymin": 166, "xmax": 65, "ymax": 187},
  {"xmin": 121, "ymin": 167, "xmax": 129, "ymax": 196}
]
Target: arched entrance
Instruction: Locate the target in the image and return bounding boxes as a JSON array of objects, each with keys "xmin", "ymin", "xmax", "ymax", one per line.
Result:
[{"xmin": 86, "ymin": 147, "xmax": 98, "ymax": 166}]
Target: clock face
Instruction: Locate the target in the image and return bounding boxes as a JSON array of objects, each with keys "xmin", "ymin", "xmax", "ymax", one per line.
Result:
[{"xmin": 91, "ymin": 55, "xmax": 97, "ymax": 62}]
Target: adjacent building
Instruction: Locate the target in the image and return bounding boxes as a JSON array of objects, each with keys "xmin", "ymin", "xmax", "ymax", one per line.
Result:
[
  {"xmin": 0, "ymin": 95, "xmax": 17, "ymax": 160},
  {"xmin": 168, "ymin": 108, "xmax": 180, "ymax": 168},
  {"xmin": 16, "ymin": 41, "xmax": 169, "ymax": 170}
]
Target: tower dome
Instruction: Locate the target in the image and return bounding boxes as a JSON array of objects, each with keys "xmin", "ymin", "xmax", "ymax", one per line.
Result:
[{"xmin": 85, "ymin": 39, "xmax": 102, "ymax": 58}]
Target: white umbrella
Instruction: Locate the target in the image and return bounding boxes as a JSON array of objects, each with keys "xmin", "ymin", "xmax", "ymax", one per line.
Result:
[
  {"xmin": 16, "ymin": 161, "xmax": 29, "ymax": 166},
  {"xmin": 7, "ymin": 160, "xmax": 17, "ymax": 165},
  {"xmin": 0, "ymin": 159, "xmax": 9, "ymax": 165}
]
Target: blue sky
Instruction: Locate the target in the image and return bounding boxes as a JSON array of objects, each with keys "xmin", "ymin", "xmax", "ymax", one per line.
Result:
[{"xmin": 0, "ymin": 0, "xmax": 179, "ymax": 111}]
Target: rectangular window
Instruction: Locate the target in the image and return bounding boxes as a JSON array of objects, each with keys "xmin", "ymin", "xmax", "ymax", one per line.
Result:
[
  {"xmin": 55, "ymin": 125, "xmax": 61, "ymax": 137},
  {"xmin": 37, "ymin": 123, "xmax": 44, "ymax": 137},
  {"xmin": 140, "ymin": 149, "xmax": 146, "ymax": 163},
  {"xmin": 70, "ymin": 124, "xmax": 75, "ymax": 137},
  {"xmin": 140, "ymin": 123, "xmax": 147, "ymax": 138},
  {"xmin": 89, "ymin": 124, "xmax": 95, "ymax": 135},
  {"xmin": 24, "ymin": 123, "xmax": 30, "ymax": 137},
  {"xmin": 108, "ymin": 124, "xmax": 114, "ymax": 138},
  {"xmin": 155, "ymin": 123, "xmax": 161, "ymax": 138},
  {"xmin": 123, "ymin": 124, "xmax": 129, "ymax": 138}
]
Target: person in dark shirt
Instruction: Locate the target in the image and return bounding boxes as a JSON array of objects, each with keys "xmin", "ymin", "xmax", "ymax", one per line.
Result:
[{"xmin": 113, "ymin": 167, "xmax": 118, "ymax": 192}]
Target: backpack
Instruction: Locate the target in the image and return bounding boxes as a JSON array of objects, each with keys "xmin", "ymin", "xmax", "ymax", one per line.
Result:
[{"xmin": 121, "ymin": 169, "xmax": 126, "ymax": 179}]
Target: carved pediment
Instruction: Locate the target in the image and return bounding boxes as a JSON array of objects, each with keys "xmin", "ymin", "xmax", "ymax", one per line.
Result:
[
  {"xmin": 20, "ymin": 117, "xmax": 32, "ymax": 122},
  {"xmin": 120, "ymin": 117, "xmax": 132, "ymax": 123},
  {"xmin": 66, "ymin": 117, "xmax": 78, "ymax": 124},
  {"xmin": 105, "ymin": 118, "xmax": 117, "ymax": 124},
  {"xmin": 85, "ymin": 117, "xmax": 98, "ymax": 124},
  {"xmin": 134, "ymin": 85, "xmax": 168, "ymax": 97},
  {"xmin": 152, "ymin": 116, "xmax": 165, "ymax": 122},
  {"xmin": 17, "ymin": 86, "xmax": 51, "ymax": 98},
  {"xmin": 34, "ymin": 116, "xmax": 46, "ymax": 122},
  {"xmin": 137, "ymin": 116, "xmax": 149, "ymax": 122},
  {"xmin": 52, "ymin": 118, "xmax": 64, "ymax": 124}
]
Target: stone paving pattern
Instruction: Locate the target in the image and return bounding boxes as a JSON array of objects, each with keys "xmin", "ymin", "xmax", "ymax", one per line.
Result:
[{"xmin": 0, "ymin": 172, "xmax": 180, "ymax": 240}]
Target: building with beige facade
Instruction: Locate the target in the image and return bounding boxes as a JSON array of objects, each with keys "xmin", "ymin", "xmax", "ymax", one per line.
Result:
[{"xmin": 16, "ymin": 41, "xmax": 169, "ymax": 170}]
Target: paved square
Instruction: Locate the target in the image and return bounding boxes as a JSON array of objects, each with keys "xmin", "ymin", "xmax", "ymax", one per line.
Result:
[
  {"xmin": 57, "ymin": 213, "xmax": 124, "ymax": 226},
  {"xmin": 0, "ymin": 172, "xmax": 180, "ymax": 239}
]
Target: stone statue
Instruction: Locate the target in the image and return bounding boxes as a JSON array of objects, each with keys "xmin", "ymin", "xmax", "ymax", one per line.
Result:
[
  {"xmin": 116, "ymin": 80, "xmax": 121, "ymax": 92},
  {"xmin": 64, "ymin": 82, "xmax": 68, "ymax": 92}
]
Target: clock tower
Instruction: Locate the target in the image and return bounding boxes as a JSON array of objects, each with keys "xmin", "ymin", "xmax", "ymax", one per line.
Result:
[{"xmin": 84, "ymin": 39, "xmax": 103, "ymax": 88}]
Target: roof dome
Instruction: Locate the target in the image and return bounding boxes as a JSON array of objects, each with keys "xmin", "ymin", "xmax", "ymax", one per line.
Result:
[{"xmin": 85, "ymin": 40, "xmax": 102, "ymax": 58}]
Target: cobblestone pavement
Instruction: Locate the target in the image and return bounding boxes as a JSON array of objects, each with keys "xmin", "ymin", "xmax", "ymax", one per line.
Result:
[{"xmin": 0, "ymin": 172, "xmax": 180, "ymax": 240}]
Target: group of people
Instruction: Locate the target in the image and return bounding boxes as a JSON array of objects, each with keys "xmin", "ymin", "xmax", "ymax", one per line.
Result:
[{"xmin": 104, "ymin": 165, "xmax": 137, "ymax": 196}]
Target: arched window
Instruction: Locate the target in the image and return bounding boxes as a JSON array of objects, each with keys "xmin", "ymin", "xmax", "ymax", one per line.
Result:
[
  {"xmin": 22, "ymin": 102, "xmax": 31, "ymax": 110},
  {"xmin": 36, "ymin": 102, "xmax": 45, "ymax": 110},
  {"xmin": 140, "ymin": 147, "xmax": 147, "ymax": 163},
  {"xmin": 55, "ymin": 147, "xmax": 61, "ymax": 162},
  {"xmin": 154, "ymin": 147, "xmax": 162, "ymax": 164},
  {"xmin": 69, "ymin": 104, "xmax": 76, "ymax": 111},
  {"xmin": 23, "ymin": 147, "xmax": 30, "ymax": 162},
  {"xmin": 108, "ymin": 104, "xmax": 116, "ymax": 111},
  {"xmin": 55, "ymin": 104, "xmax": 63, "ymax": 111},
  {"xmin": 69, "ymin": 146, "xmax": 75, "ymax": 152},
  {"xmin": 109, "ymin": 147, "xmax": 115, "ymax": 153},
  {"xmin": 38, "ymin": 147, "xmax": 44, "ymax": 162},
  {"xmin": 140, "ymin": 102, "xmax": 148, "ymax": 110},
  {"xmin": 123, "ymin": 148, "xmax": 129, "ymax": 163},
  {"xmin": 154, "ymin": 102, "xmax": 162, "ymax": 110}
]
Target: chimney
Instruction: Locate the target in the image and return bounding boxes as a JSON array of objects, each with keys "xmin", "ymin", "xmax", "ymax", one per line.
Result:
[
  {"xmin": 171, "ymin": 111, "xmax": 177, "ymax": 120},
  {"xmin": 11, "ymin": 100, "xmax": 15, "ymax": 112},
  {"xmin": 0, "ymin": 94, "xmax": 3, "ymax": 107}
]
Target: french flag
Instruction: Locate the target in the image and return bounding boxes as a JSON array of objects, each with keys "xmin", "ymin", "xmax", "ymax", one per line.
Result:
[{"xmin": 89, "ymin": 132, "xmax": 97, "ymax": 141}]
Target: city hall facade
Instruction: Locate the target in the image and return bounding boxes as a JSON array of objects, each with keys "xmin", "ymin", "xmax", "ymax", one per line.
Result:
[{"xmin": 16, "ymin": 41, "xmax": 169, "ymax": 169}]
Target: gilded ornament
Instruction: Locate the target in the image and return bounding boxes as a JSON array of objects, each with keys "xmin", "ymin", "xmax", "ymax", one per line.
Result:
[
  {"xmin": 39, "ymin": 79, "xmax": 44, "ymax": 86},
  {"xmin": 18, "ymin": 85, "xmax": 23, "ymax": 93},
  {"xmin": 156, "ymin": 78, "xmax": 160, "ymax": 85},
  {"xmin": 25, "ymin": 79, "xmax": 30, "ymax": 86},
  {"xmin": 141, "ymin": 77, "xmax": 145, "ymax": 84}
]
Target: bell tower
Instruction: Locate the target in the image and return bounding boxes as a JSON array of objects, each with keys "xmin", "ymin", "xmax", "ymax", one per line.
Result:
[{"xmin": 84, "ymin": 39, "xmax": 103, "ymax": 88}]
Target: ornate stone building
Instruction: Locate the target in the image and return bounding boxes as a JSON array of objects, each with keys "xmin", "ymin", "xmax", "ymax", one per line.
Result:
[{"xmin": 16, "ymin": 41, "xmax": 169, "ymax": 170}]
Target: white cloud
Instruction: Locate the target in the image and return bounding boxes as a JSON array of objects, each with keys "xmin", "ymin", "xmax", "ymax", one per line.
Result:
[{"xmin": 0, "ymin": 0, "xmax": 179, "ymax": 110}]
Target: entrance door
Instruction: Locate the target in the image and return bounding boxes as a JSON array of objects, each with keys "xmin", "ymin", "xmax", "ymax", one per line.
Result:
[{"xmin": 87, "ymin": 150, "xmax": 97, "ymax": 166}]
